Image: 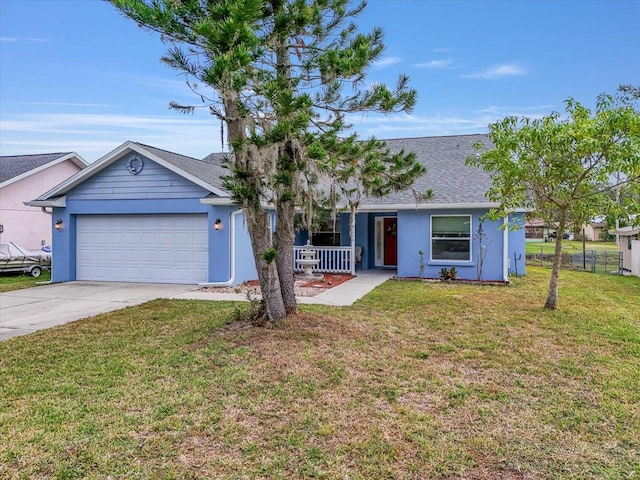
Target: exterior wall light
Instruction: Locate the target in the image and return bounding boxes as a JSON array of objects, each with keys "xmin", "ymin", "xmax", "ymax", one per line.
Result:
[
  {"xmin": 55, "ymin": 219, "xmax": 64, "ymax": 230},
  {"xmin": 214, "ymin": 219, "xmax": 223, "ymax": 231}
]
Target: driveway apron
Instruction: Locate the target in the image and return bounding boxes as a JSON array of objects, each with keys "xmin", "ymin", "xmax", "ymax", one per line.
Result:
[{"xmin": 0, "ymin": 282, "xmax": 199, "ymax": 341}]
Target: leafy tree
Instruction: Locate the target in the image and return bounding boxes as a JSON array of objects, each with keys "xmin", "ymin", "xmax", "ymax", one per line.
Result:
[
  {"xmin": 315, "ymin": 132, "xmax": 426, "ymax": 274},
  {"xmin": 468, "ymin": 88, "xmax": 640, "ymax": 309},
  {"xmin": 108, "ymin": 0, "xmax": 418, "ymax": 321}
]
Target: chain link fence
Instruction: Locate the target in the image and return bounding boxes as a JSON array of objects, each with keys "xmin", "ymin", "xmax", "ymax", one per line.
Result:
[{"xmin": 526, "ymin": 248, "xmax": 622, "ymax": 274}]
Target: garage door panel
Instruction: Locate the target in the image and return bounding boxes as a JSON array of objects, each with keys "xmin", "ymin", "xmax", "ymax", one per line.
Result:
[
  {"xmin": 174, "ymin": 232, "xmax": 193, "ymax": 246},
  {"xmin": 125, "ymin": 232, "xmax": 142, "ymax": 243},
  {"xmin": 76, "ymin": 215, "xmax": 208, "ymax": 284},
  {"xmin": 157, "ymin": 232, "xmax": 173, "ymax": 245},
  {"xmin": 194, "ymin": 252, "xmax": 208, "ymax": 263},
  {"xmin": 193, "ymin": 233, "xmax": 209, "ymax": 247},
  {"xmin": 175, "ymin": 249, "xmax": 193, "ymax": 262}
]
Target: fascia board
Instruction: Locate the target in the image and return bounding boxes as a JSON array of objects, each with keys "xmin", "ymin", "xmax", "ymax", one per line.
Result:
[
  {"xmin": 200, "ymin": 197, "xmax": 234, "ymax": 205},
  {"xmin": 609, "ymin": 227, "xmax": 640, "ymax": 236},
  {"xmin": 356, "ymin": 202, "xmax": 501, "ymax": 212},
  {"xmin": 23, "ymin": 196, "xmax": 67, "ymax": 208}
]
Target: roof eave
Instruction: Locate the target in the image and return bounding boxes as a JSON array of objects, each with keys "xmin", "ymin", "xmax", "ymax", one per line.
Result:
[
  {"xmin": 609, "ymin": 227, "xmax": 640, "ymax": 236},
  {"xmin": 24, "ymin": 196, "xmax": 67, "ymax": 208},
  {"xmin": 356, "ymin": 202, "xmax": 501, "ymax": 212},
  {"xmin": 200, "ymin": 197, "xmax": 234, "ymax": 206}
]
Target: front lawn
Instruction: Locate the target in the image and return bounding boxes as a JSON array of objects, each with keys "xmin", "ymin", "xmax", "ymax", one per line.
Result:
[
  {"xmin": 1, "ymin": 267, "xmax": 638, "ymax": 479},
  {"xmin": 0, "ymin": 270, "xmax": 51, "ymax": 292}
]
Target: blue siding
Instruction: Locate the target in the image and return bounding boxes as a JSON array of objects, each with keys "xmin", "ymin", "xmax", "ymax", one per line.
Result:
[
  {"xmin": 207, "ymin": 207, "xmax": 235, "ymax": 283},
  {"xmin": 67, "ymin": 153, "xmax": 209, "ymax": 201},
  {"xmin": 233, "ymin": 211, "xmax": 259, "ymax": 283},
  {"xmin": 508, "ymin": 212, "xmax": 527, "ymax": 276},
  {"xmin": 49, "ymin": 151, "xmax": 248, "ymax": 284},
  {"xmin": 51, "ymin": 199, "xmax": 250, "ymax": 285},
  {"xmin": 397, "ymin": 209, "xmax": 506, "ymax": 281},
  {"xmin": 206, "ymin": 208, "xmax": 258, "ymax": 284}
]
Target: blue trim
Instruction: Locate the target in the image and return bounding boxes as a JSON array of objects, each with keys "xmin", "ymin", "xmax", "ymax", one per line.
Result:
[{"xmin": 65, "ymin": 198, "xmax": 209, "ymax": 215}]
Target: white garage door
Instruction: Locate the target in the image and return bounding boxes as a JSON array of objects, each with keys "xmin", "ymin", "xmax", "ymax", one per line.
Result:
[{"xmin": 76, "ymin": 214, "xmax": 208, "ymax": 284}]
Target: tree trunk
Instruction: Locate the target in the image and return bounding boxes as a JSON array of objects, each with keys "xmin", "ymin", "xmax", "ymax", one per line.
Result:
[
  {"xmin": 245, "ymin": 208, "xmax": 287, "ymax": 321},
  {"xmin": 223, "ymin": 90, "xmax": 287, "ymax": 321},
  {"xmin": 271, "ymin": 25, "xmax": 298, "ymax": 314},
  {"xmin": 275, "ymin": 199, "xmax": 297, "ymax": 313},
  {"xmin": 544, "ymin": 213, "xmax": 567, "ymax": 310}
]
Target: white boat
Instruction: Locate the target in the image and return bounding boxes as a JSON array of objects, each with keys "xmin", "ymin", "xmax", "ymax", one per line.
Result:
[{"xmin": 0, "ymin": 242, "xmax": 52, "ymax": 277}]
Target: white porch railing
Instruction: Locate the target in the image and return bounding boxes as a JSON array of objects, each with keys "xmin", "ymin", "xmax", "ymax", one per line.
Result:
[{"xmin": 293, "ymin": 246, "xmax": 353, "ymax": 274}]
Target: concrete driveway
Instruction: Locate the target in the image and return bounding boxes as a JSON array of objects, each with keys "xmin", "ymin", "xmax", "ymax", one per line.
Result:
[{"xmin": 0, "ymin": 282, "xmax": 200, "ymax": 341}]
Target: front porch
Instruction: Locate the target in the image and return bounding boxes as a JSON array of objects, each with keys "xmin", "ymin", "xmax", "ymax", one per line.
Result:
[
  {"xmin": 293, "ymin": 213, "xmax": 399, "ymax": 275},
  {"xmin": 293, "ymin": 245, "xmax": 356, "ymax": 274}
]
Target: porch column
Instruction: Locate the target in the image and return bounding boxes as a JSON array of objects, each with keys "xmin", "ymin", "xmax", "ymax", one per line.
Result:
[{"xmin": 351, "ymin": 245, "xmax": 355, "ymax": 276}]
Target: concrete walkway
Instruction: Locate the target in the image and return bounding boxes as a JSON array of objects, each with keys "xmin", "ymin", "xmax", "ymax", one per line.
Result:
[
  {"xmin": 174, "ymin": 269, "xmax": 395, "ymax": 306},
  {"xmin": 0, "ymin": 271, "xmax": 394, "ymax": 341}
]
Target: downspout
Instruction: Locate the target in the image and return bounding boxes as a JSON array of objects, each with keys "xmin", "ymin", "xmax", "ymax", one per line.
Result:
[
  {"xmin": 503, "ymin": 215, "xmax": 509, "ymax": 283},
  {"xmin": 199, "ymin": 209, "xmax": 242, "ymax": 287}
]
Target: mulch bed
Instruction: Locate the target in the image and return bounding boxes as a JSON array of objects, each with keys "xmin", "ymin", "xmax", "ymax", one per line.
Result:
[{"xmin": 244, "ymin": 273, "xmax": 354, "ymax": 289}]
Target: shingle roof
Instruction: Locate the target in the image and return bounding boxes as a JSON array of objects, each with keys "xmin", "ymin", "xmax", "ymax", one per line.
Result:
[
  {"xmin": 359, "ymin": 133, "xmax": 493, "ymax": 207},
  {"xmin": 0, "ymin": 152, "xmax": 75, "ymax": 184},
  {"xmin": 202, "ymin": 152, "xmax": 227, "ymax": 164},
  {"xmin": 199, "ymin": 134, "xmax": 495, "ymax": 208},
  {"xmin": 133, "ymin": 143, "xmax": 229, "ymax": 192},
  {"xmin": 30, "ymin": 135, "xmax": 494, "ymax": 207}
]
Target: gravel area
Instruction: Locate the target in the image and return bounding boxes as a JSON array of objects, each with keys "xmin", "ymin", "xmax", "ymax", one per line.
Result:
[{"xmin": 200, "ymin": 274, "xmax": 354, "ymax": 297}]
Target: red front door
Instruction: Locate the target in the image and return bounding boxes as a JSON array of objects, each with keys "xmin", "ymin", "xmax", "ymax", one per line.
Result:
[{"xmin": 383, "ymin": 218, "xmax": 397, "ymax": 266}]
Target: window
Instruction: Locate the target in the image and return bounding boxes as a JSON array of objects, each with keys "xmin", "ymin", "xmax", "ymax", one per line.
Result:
[
  {"xmin": 431, "ymin": 215, "xmax": 471, "ymax": 261},
  {"xmin": 312, "ymin": 219, "xmax": 341, "ymax": 246}
]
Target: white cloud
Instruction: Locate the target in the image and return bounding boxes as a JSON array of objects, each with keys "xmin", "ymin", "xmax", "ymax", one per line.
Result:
[
  {"xmin": 476, "ymin": 104, "xmax": 555, "ymax": 118},
  {"xmin": 413, "ymin": 58, "xmax": 454, "ymax": 69},
  {"xmin": 373, "ymin": 56, "xmax": 403, "ymax": 69},
  {"xmin": 0, "ymin": 37, "xmax": 50, "ymax": 43},
  {"xmin": 345, "ymin": 112, "xmax": 489, "ymax": 138},
  {"xmin": 344, "ymin": 101, "xmax": 557, "ymax": 138},
  {"xmin": 0, "ymin": 112, "xmax": 224, "ymax": 161},
  {"xmin": 462, "ymin": 63, "xmax": 527, "ymax": 79},
  {"xmin": 15, "ymin": 102, "xmax": 119, "ymax": 108}
]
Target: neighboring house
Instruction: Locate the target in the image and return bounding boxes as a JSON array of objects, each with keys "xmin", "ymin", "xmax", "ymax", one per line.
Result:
[
  {"xmin": 27, "ymin": 135, "xmax": 526, "ymax": 285},
  {"xmin": 0, "ymin": 152, "xmax": 88, "ymax": 249},
  {"xmin": 583, "ymin": 220, "xmax": 605, "ymax": 241},
  {"xmin": 609, "ymin": 226, "xmax": 640, "ymax": 276},
  {"xmin": 524, "ymin": 218, "xmax": 548, "ymax": 241}
]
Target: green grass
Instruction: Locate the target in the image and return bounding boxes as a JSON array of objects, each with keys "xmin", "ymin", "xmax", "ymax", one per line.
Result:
[
  {"xmin": 526, "ymin": 241, "xmax": 622, "ymax": 274},
  {"xmin": 1, "ymin": 266, "xmax": 639, "ymax": 479},
  {"xmin": 0, "ymin": 270, "xmax": 52, "ymax": 292},
  {"xmin": 526, "ymin": 240, "xmax": 618, "ymax": 254}
]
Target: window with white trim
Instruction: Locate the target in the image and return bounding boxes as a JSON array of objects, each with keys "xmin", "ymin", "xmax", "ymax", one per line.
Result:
[{"xmin": 431, "ymin": 215, "xmax": 472, "ymax": 261}]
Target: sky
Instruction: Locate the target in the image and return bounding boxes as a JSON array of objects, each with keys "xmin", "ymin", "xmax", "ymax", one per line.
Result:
[{"xmin": 1, "ymin": 0, "xmax": 638, "ymax": 163}]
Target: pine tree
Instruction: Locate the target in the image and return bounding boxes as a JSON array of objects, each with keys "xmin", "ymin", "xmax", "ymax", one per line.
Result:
[{"xmin": 109, "ymin": 0, "xmax": 421, "ymax": 320}]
